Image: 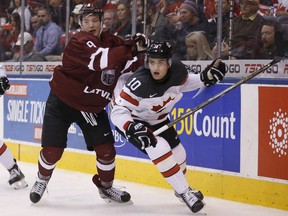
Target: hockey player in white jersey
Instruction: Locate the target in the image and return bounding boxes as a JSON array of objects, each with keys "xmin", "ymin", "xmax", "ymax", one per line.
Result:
[
  {"xmin": 0, "ymin": 65, "xmax": 28, "ymax": 189},
  {"xmin": 110, "ymin": 41, "xmax": 226, "ymax": 213}
]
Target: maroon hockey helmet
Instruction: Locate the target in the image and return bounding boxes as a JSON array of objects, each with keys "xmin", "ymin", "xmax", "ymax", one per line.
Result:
[{"xmin": 78, "ymin": 3, "xmax": 103, "ymax": 21}]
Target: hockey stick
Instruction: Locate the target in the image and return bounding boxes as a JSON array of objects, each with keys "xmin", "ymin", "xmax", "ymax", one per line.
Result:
[{"xmin": 153, "ymin": 57, "xmax": 283, "ymax": 136}]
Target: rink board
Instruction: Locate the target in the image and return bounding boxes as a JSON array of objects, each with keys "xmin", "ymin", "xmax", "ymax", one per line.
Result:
[{"xmin": 1, "ymin": 75, "xmax": 288, "ymax": 210}]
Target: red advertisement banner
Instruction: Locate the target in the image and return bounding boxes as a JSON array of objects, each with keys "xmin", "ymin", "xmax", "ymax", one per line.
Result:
[{"xmin": 258, "ymin": 86, "xmax": 288, "ymax": 180}]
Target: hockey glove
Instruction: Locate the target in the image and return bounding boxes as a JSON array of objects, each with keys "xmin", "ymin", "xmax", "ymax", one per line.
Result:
[
  {"xmin": 200, "ymin": 59, "xmax": 226, "ymax": 87},
  {"xmin": 125, "ymin": 122, "xmax": 157, "ymax": 150},
  {"xmin": 132, "ymin": 33, "xmax": 151, "ymax": 48},
  {"xmin": 0, "ymin": 76, "xmax": 10, "ymax": 95}
]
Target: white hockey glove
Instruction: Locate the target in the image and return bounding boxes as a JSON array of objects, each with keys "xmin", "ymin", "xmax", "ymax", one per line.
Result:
[
  {"xmin": 125, "ymin": 122, "xmax": 157, "ymax": 150},
  {"xmin": 200, "ymin": 59, "xmax": 226, "ymax": 87},
  {"xmin": 0, "ymin": 76, "xmax": 10, "ymax": 95}
]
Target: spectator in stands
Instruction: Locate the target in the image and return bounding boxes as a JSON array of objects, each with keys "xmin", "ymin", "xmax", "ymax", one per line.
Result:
[
  {"xmin": 0, "ymin": 1, "xmax": 10, "ymax": 22},
  {"xmin": 157, "ymin": 0, "xmax": 184, "ymax": 15},
  {"xmin": 210, "ymin": 0, "xmax": 240, "ymax": 59},
  {"xmin": 12, "ymin": 0, "xmax": 31, "ymax": 31},
  {"xmin": 145, "ymin": 0, "xmax": 172, "ymax": 39},
  {"xmin": 275, "ymin": 2, "xmax": 288, "ymax": 26},
  {"xmin": 27, "ymin": 0, "xmax": 46, "ymax": 11},
  {"xmin": 208, "ymin": 0, "xmax": 236, "ymax": 46},
  {"xmin": 172, "ymin": 0, "xmax": 209, "ymax": 60},
  {"xmin": 110, "ymin": 0, "xmax": 132, "ymax": 39},
  {"xmin": 130, "ymin": 0, "xmax": 143, "ymax": 33},
  {"xmin": 7, "ymin": 32, "xmax": 47, "ymax": 61},
  {"xmin": 0, "ymin": 12, "xmax": 21, "ymax": 60},
  {"xmin": 103, "ymin": 8, "xmax": 117, "ymax": 32},
  {"xmin": 70, "ymin": 4, "xmax": 82, "ymax": 31},
  {"xmin": 185, "ymin": 31, "xmax": 214, "ymax": 60},
  {"xmin": 48, "ymin": 0, "xmax": 67, "ymax": 31},
  {"xmin": 259, "ymin": 0, "xmax": 281, "ymax": 16},
  {"xmin": 34, "ymin": 7, "xmax": 63, "ymax": 57},
  {"xmin": 258, "ymin": 22, "xmax": 278, "ymax": 59},
  {"xmin": 30, "ymin": 14, "xmax": 40, "ymax": 37},
  {"xmin": 230, "ymin": 0, "xmax": 266, "ymax": 59},
  {"xmin": 275, "ymin": 2, "xmax": 288, "ymax": 17}
]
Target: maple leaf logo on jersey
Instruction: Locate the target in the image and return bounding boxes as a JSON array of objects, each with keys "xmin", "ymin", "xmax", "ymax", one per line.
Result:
[{"xmin": 151, "ymin": 96, "xmax": 175, "ymax": 112}]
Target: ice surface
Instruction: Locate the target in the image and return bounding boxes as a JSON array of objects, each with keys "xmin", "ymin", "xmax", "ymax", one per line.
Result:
[{"xmin": 0, "ymin": 162, "xmax": 287, "ymax": 216}]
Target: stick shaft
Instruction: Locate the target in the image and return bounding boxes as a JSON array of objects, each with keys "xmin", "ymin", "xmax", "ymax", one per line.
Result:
[{"xmin": 153, "ymin": 59, "xmax": 278, "ymax": 136}]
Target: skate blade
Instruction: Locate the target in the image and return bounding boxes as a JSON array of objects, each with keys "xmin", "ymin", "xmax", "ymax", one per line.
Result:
[
  {"xmin": 11, "ymin": 179, "xmax": 28, "ymax": 190},
  {"xmin": 194, "ymin": 209, "xmax": 207, "ymax": 215},
  {"xmin": 101, "ymin": 197, "xmax": 133, "ymax": 205}
]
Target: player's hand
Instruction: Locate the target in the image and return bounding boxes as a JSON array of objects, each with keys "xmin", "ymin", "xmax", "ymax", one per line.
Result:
[
  {"xmin": 0, "ymin": 76, "xmax": 10, "ymax": 95},
  {"xmin": 125, "ymin": 122, "xmax": 157, "ymax": 150},
  {"xmin": 200, "ymin": 59, "xmax": 226, "ymax": 87},
  {"xmin": 132, "ymin": 33, "xmax": 151, "ymax": 48}
]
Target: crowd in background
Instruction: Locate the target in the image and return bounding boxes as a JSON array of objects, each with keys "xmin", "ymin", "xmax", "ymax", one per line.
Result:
[{"xmin": 0, "ymin": 0, "xmax": 287, "ymax": 62}]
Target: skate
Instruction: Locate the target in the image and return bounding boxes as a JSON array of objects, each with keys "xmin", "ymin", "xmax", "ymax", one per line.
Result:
[
  {"xmin": 175, "ymin": 189, "xmax": 205, "ymax": 203},
  {"xmin": 30, "ymin": 175, "xmax": 50, "ymax": 203},
  {"xmin": 8, "ymin": 162, "xmax": 28, "ymax": 190},
  {"xmin": 92, "ymin": 174, "xmax": 131, "ymax": 204},
  {"xmin": 180, "ymin": 187, "xmax": 204, "ymax": 213}
]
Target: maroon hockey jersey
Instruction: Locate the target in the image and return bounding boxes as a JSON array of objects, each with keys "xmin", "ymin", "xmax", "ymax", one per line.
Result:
[{"xmin": 50, "ymin": 31, "xmax": 144, "ymax": 113}]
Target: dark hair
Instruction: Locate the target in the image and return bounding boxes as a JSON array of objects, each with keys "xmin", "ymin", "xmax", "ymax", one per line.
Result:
[{"xmin": 10, "ymin": 12, "xmax": 21, "ymax": 29}]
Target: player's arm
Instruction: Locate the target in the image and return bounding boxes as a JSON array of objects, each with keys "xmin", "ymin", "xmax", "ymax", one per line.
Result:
[
  {"xmin": 111, "ymin": 84, "xmax": 157, "ymax": 149},
  {"xmin": 88, "ymin": 33, "xmax": 148, "ymax": 72},
  {"xmin": 181, "ymin": 59, "xmax": 226, "ymax": 93},
  {"xmin": 110, "ymin": 86, "xmax": 139, "ymax": 132},
  {"xmin": 111, "ymin": 102, "xmax": 157, "ymax": 150}
]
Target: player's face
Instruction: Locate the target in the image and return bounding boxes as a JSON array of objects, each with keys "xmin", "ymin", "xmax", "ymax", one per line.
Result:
[
  {"xmin": 148, "ymin": 58, "xmax": 170, "ymax": 80},
  {"xmin": 81, "ymin": 15, "xmax": 102, "ymax": 37}
]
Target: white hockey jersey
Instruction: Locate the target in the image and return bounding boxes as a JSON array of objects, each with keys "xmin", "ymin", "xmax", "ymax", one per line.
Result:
[{"xmin": 111, "ymin": 59, "xmax": 205, "ymax": 133}]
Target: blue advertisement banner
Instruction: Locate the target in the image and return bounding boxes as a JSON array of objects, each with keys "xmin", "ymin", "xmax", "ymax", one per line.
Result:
[
  {"xmin": 4, "ymin": 79, "xmax": 240, "ymax": 172},
  {"xmin": 179, "ymin": 86, "xmax": 241, "ymax": 172},
  {"xmin": 4, "ymin": 79, "xmax": 49, "ymax": 142}
]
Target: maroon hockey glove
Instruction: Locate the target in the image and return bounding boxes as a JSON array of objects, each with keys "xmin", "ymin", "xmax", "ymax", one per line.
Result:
[
  {"xmin": 0, "ymin": 76, "xmax": 10, "ymax": 95},
  {"xmin": 125, "ymin": 122, "xmax": 157, "ymax": 150},
  {"xmin": 132, "ymin": 33, "xmax": 151, "ymax": 48},
  {"xmin": 200, "ymin": 59, "xmax": 226, "ymax": 87}
]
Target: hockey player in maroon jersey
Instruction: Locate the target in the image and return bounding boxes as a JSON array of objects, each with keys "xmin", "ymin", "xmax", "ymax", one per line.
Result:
[
  {"xmin": 29, "ymin": 3, "xmax": 148, "ymax": 204},
  {"xmin": 111, "ymin": 41, "xmax": 226, "ymax": 213},
  {"xmin": 0, "ymin": 65, "xmax": 28, "ymax": 189}
]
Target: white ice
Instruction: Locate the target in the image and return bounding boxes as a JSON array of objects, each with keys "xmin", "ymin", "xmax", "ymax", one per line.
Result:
[{"xmin": 0, "ymin": 162, "xmax": 287, "ymax": 216}]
